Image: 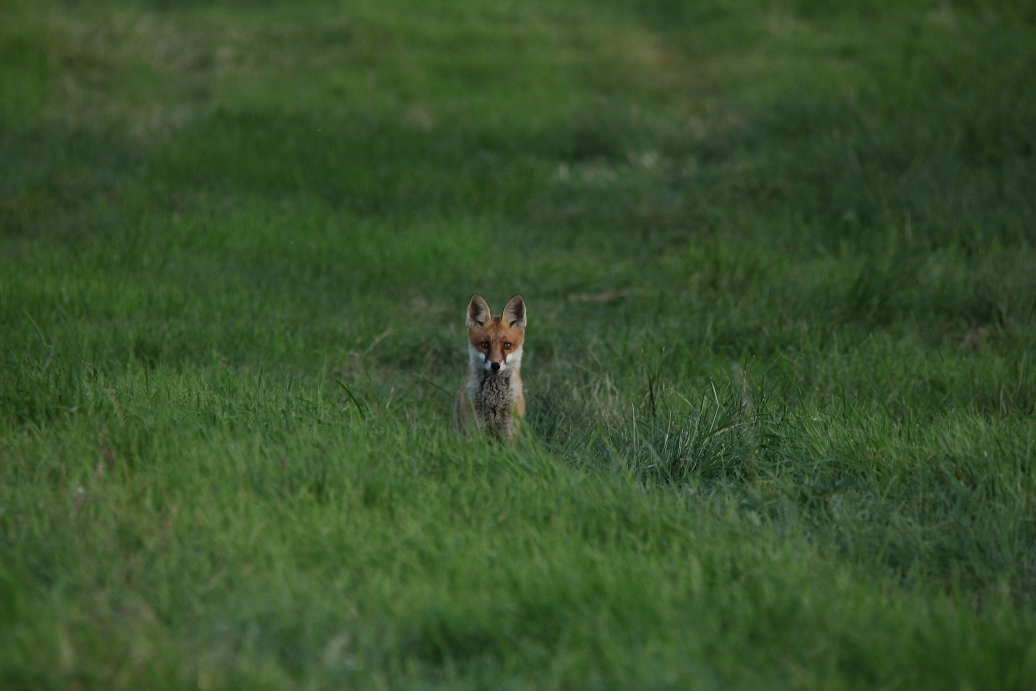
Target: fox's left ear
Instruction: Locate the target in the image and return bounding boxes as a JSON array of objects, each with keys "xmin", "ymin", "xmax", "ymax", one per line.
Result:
[{"xmin": 502, "ymin": 294, "xmax": 526, "ymax": 329}]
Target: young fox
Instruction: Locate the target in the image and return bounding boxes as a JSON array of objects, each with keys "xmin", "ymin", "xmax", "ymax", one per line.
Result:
[{"xmin": 454, "ymin": 294, "xmax": 527, "ymax": 442}]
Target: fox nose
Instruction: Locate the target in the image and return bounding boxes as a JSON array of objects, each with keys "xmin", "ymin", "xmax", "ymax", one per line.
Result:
[{"xmin": 490, "ymin": 362, "xmax": 501, "ymax": 372}]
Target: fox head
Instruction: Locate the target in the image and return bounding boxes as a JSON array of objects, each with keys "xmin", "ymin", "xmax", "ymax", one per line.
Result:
[{"xmin": 466, "ymin": 294, "xmax": 526, "ymax": 374}]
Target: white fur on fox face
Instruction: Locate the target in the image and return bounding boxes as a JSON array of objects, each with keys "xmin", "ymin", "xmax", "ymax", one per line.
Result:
[
  {"xmin": 469, "ymin": 344, "xmax": 523, "ymax": 372},
  {"xmin": 503, "ymin": 345, "xmax": 523, "ymax": 370},
  {"xmin": 469, "ymin": 344, "xmax": 486, "ymax": 369},
  {"xmin": 491, "ymin": 345, "xmax": 522, "ymax": 372}
]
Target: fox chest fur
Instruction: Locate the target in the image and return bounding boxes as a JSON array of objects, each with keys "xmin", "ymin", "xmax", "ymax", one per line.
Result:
[
  {"xmin": 465, "ymin": 368, "xmax": 523, "ymax": 439},
  {"xmin": 454, "ymin": 294, "xmax": 527, "ymax": 442}
]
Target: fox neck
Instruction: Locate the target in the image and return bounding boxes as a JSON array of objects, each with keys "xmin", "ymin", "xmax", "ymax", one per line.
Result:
[{"xmin": 475, "ymin": 368, "xmax": 517, "ymax": 390}]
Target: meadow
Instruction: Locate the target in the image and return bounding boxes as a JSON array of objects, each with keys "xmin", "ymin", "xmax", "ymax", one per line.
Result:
[{"xmin": 2, "ymin": 0, "xmax": 1036, "ymax": 688}]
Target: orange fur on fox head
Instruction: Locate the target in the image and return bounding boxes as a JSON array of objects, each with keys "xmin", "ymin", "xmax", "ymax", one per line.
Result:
[{"xmin": 466, "ymin": 294, "xmax": 526, "ymax": 374}]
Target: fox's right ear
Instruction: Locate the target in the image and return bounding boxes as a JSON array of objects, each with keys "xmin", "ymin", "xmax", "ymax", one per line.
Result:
[{"xmin": 467, "ymin": 294, "xmax": 491, "ymax": 327}]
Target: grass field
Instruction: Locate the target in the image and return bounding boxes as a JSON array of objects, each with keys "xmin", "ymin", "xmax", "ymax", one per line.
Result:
[{"xmin": 3, "ymin": 0, "xmax": 1036, "ymax": 688}]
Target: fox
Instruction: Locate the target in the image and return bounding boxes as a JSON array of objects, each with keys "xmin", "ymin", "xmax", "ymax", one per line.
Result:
[{"xmin": 454, "ymin": 294, "xmax": 527, "ymax": 442}]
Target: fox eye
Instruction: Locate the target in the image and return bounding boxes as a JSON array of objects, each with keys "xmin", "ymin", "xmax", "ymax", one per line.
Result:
[
  {"xmin": 480, "ymin": 341, "xmax": 490, "ymax": 350},
  {"xmin": 503, "ymin": 342, "xmax": 511, "ymax": 350}
]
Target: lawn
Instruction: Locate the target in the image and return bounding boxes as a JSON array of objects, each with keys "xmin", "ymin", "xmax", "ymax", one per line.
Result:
[{"xmin": 2, "ymin": 0, "xmax": 1036, "ymax": 688}]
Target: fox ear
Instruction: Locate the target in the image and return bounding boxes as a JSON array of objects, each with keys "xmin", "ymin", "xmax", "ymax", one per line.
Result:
[
  {"xmin": 502, "ymin": 294, "xmax": 526, "ymax": 329},
  {"xmin": 467, "ymin": 294, "xmax": 491, "ymax": 327}
]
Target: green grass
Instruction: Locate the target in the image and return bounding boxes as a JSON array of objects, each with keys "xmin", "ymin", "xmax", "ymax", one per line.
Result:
[{"xmin": 2, "ymin": 0, "xmax": 1036, "ymax": 688}]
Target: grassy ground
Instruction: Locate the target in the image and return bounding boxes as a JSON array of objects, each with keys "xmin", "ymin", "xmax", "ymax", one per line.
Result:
[{"xmin": 3, "ymin": 0, "xmax": 1036, "ymax": 688}]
